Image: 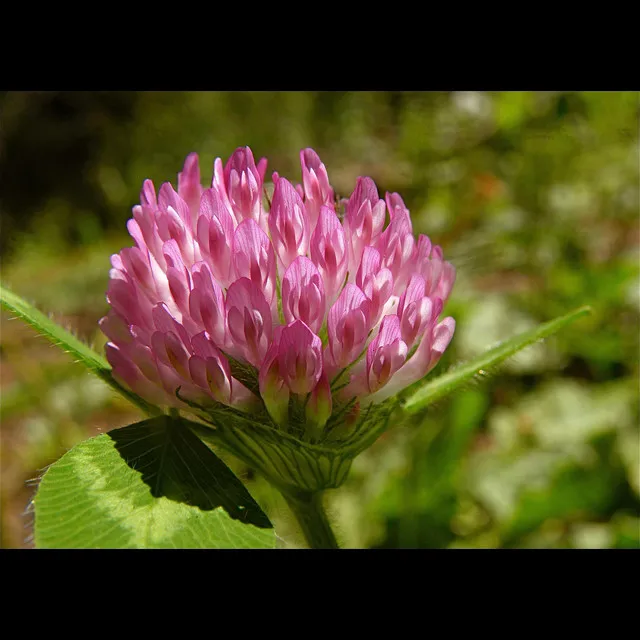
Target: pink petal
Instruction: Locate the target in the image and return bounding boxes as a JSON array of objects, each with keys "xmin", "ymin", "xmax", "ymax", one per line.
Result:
[
  {"xmin": 226, "ymin": 278, "xmax": 273, "ymax": 367},
  {"xmin": 106, "ymin": 277, "xmax": 154, "ymax": 333},
  {"xmin": 158, "ymin": 182, "xmax": 192, "ymax": 230},
  {"xmin": 396, "ymin": 274, "xmax": 431, "ymax": 347},
  {"xmin": 365, "ymin": 314, "xmax": 408, "ymax": 393},
  {"xmin": 130, "ymin": 206, "xmax": 166, "ymax": 269},
  {"xmin": 344, "ymin": 177, "xmax": 386, "ymax": 274},
  {"xmin": 151, "ymin": 329, "xmax": 191, "ymax": 380},
  {"xmin": 188, "ymin": 262, "xmax": 227, "ymax": 347},
  {"xmin": 99, "ymin": 312, "xmax": 132, "ymax": 347},
  {"xmin": 155, "ymin": 358, "xmax": 204, "ymax": 407},
  {"xmin": 211, "ymin": 157, "xmax": 235, "ymax": 220},
  {"xmin": 300, "ymin": 148, "xmax": 335, "ymax": 231},
  {"xmin": 385, "ymin": 192, "xmax": 410, "ymax": 221},
  {"xmin": 278, "ymin": 320, "xmax": 323, "ymax": 395},
  {"xmin": 196, "ymin": 188, "xmax": 235, "ymax": 286},
  {"xmin": 310, "ymin": 205, "xmax": 348, "ymax": 306},
  {"xmin": 188, "ymin": 331, "xmax": 232, "ymax": 404},
  {"xmin": 375, "ymin": 208, "xmax": 416, "ymax": 294},
  {"xmin": 177, "ymin": 152, "xmax": 203, "ymax": 227},
  {"xmin": 155, "ymin": 203, "xmax": 196, "ymax": 267},
  {"xmin": 431, "ymin": 316, "xmax": 456, "ymax": 359},
  {"xmin": 256, "ymin": 157, "xmax": 268, "ymax": 183},
  {"xmin": 140, "ymin": 179, "xmax": 157, "ymax": 209},
  {"xmin": 356, "ymin": 246, "xmax": 394, "ymax": 326},
  {"xmin": 233, "ymin": 218, "xmax": 276, "ymax": 307},
  {"xmin": 268, "ymin": 177, "xmax": 310, "ymax": 273},
  {"xmin": 151, "ymin": 302, "xmax": 192, "ymax": 348},
  {"xmin": 119, "ymin": 247, "xmax": 155, "ymax": 299},
  {"xmin": 369, "ymin": 315, "xmax": 455, "ymax": 403},
  {"xmin": 281, "ymin": 256, "xmax": 326, "ymax": 334},
  {"xmin": 434, "ymin": 260, "xmax": 457, "ymax": 302},
  {"xmin": 326, "ymin": 284, "xmax": 371, "ymax": 371},
  {"xmin": 223, "ymin": 147, "xmax": 266, "ymax": 228},
  {"xmin": 415, "ymin": 234, "xmax": 432, "ymax": 267},
  {"xmin": 106, "ymin": 342, "xmax": 171, "ymax": 406}
]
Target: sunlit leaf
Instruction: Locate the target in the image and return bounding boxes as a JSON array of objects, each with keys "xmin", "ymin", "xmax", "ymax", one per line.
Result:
[{"xmin": 34, "ymin": 415, "xmax": 275, "ymax": 549}]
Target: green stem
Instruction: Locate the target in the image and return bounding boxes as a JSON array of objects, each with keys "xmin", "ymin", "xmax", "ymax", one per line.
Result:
[{"xmin": 283, "ymin": 490, "xmax": 339, "ymax": 549}]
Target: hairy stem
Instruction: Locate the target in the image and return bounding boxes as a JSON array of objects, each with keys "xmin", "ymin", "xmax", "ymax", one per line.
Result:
[{"xmin": 282, "ymin": 489, "xmax": 339, "ymax": 549}]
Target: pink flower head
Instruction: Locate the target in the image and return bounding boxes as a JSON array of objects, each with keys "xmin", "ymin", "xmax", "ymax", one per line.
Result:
[{"xmin": 101, "ymin": 146, "xmax": 455, "ymax": 428}]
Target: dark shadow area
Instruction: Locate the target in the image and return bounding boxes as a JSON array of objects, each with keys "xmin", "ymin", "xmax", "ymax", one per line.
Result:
[{"xmin": 107, "ymin": 415, "xmax": 272, "ymax": 529}]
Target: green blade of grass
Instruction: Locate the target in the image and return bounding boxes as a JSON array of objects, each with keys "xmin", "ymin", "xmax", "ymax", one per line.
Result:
[
  {"xmin": 401, "ymin": 305, "xmax": 593, "ymax": 414},
  {"xmin": 0, "ymin": 283, "xmax": 160, "ymax": 416}
]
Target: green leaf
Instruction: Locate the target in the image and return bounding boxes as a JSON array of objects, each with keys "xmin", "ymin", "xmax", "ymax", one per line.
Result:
[
  {"xmin": 33, "ymin": 415, "xmax": 275, "ymax": 548},
  {"xmin": 402, "ymin": 305, "xmax": 592, "ymax": 414},
  {"xmin": 0, "ymin": 283, "xmax": 158, "ymax": 416}
]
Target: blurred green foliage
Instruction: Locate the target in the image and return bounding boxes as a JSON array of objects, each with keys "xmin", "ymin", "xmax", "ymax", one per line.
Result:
[{"xmin": 1, "ymin": 91, "xmax": 638, "ymax": 548}]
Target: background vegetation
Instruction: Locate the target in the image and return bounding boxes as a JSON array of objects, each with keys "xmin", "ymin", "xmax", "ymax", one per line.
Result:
[{"xmin": 1, "ymin": 91, "xmax": 638, "ymax": 548}]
